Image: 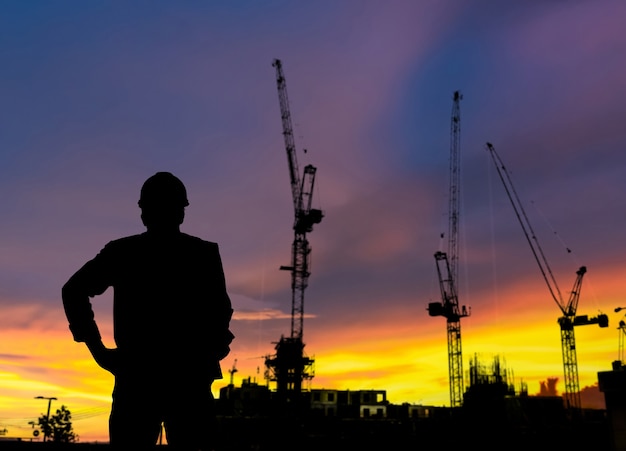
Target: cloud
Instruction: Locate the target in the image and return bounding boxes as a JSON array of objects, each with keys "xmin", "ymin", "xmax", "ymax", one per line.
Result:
[
  {"xmin": 580, "ymin": 383, "xmax": 605, "ymax": 410},
  {"xmin": 0, "ymin": 354, "xmax": 30, "ymax": 361},
  {"xmin": 537, "ymin": 377, "xmax": 559, "ymax": 397},
  {"xmin": 0, "ymin": 302, "xmax": 69, "ymax": 332},
  {"xmin": 234, "ymin": 309, "xmax": 316, "ymax": 322}
]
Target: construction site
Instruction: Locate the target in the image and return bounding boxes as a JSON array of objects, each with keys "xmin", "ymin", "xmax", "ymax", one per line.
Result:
[
  {"xmin": 2, "ymin": 59, "xmax": 625, "ymax": 451},
  {"xmin": 2, "ymin": 1, "xmax": 626, "ymax": 449},
  {"xmin": 208, "ymin": 62, "xmax": 625, "ymax": 450}
]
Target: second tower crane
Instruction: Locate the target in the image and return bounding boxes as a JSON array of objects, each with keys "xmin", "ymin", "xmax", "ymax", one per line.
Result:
[{"xmin": 427, "ymin": 91, "xmax": 470, "ymax": 408}]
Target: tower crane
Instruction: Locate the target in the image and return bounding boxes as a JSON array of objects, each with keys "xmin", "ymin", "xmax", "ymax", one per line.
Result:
[
  {"xmin": 228, "ymin": 359, "xmax": 238, "ymax": 386},
  {"xmin": 612, "ymin": 307, "xmax": 626, "ymax": 368},
  {"xmin": 264, "ymin": 59, "xmax": 324, "ymax": 400},
  {"xmin": 427, "ymin": 91, "xmax": 470, "ymax": 408},
  {"xmin": 485, "ymin": 142, "xmax": 608, "ymax": 412}
]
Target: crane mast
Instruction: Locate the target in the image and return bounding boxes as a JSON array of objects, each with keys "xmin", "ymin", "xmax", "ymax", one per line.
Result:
[
  {"xmin": 428, "ymin": 91, "xmax": 470, "ymax": 408},
  {"xmin": 265, "ymin": 59, "xmax": 323, "ymax": 400},
  {"xmin": 485, "ymin": 142, "xmax": 608, "ymax": 412}
]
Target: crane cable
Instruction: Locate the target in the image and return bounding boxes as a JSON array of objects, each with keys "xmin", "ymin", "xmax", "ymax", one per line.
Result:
[{"xmin": 485, "ymin": 143, "xmax": 564, "ymax": 312}]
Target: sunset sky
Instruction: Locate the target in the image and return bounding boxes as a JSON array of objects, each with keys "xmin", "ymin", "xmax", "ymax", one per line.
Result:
[{"xmin": 2, "ymin": 0, "xmax": 626, "ymax": 443}]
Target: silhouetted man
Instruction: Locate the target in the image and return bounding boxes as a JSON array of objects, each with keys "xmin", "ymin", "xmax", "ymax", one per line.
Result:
[{"xmin": 62, "ymin": 172, "xmax": 234, "ymax": 450}]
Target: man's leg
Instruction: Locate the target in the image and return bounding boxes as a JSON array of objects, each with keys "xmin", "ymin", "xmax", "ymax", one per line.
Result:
[
  {"xmin": 163, "ymin": 382, "xmax": 216, "ymax": 450},
  {"xmin": 109, "ymin": 375, "xmax": 163, "ymax": 448}
]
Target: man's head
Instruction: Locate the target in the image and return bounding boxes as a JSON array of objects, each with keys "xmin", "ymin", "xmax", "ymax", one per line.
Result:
[{"xmin": 138, "ymin": 172, "xmax": 189, "ymax": 231}]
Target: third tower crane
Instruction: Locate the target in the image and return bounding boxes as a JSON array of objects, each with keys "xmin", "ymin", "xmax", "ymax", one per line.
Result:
[{"xmin": 486, "ymin": 142, "xmax": 608, "ymax": 412}]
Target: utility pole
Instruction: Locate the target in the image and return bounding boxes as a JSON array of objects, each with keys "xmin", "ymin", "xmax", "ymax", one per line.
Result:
[
  {"xmin": 35, "ymin": 396, "xmax": 56, "ymax": 442},
  {"xmin": 615, "ymin": 307, "xmax": 626, "ymax": 366}
]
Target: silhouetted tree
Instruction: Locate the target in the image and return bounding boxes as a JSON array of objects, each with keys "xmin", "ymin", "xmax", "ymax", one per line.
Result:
[{"xmin": 38, "ymin": 405, "xmax": 78, "ymax": 443}]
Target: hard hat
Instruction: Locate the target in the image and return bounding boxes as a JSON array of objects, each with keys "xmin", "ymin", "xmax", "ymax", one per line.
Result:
[{"xmin": 138, "ymin": 172, "xmax": 189, "ymax": 209}]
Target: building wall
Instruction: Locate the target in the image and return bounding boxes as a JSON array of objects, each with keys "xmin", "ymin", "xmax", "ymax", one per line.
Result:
[{"xmin": 310, "ymin": 389, "xmax": 388, "ymax": 418}]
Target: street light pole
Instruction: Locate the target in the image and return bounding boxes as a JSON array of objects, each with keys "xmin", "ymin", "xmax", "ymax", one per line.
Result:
[{"xmin": 35, "ymin": 396, "xmax": 57, "ymax": 442}]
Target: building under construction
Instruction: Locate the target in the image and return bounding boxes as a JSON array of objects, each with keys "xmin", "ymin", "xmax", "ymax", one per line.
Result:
[{"xmin": 214, "ymin": 370, "xmax": 611, "ymax": 451}]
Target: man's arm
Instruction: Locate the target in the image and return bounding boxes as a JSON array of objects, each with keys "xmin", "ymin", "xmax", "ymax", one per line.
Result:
[
  {"xmin": 211, "ymin": 243, "xmax": 234, "ymax": 360},
  {"xmin": 62, "ymin": 246, "xmax": 119, "ymax": 372},
  {"xmin": 62, "ymin": 259, "xmax": 106, "ymax": 344}
]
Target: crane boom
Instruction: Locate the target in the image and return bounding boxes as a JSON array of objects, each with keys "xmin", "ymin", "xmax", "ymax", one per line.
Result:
[
  {"xmin": 485, "ymin": 142, "xmax": 563, "ymax": 310},
  {"xmin": 273, "ymin": 59, "xmax": 302, "ymax": 215},
  {"xmin": 485, "ymin": 142, "xmax": 608, "ymax": 412}
]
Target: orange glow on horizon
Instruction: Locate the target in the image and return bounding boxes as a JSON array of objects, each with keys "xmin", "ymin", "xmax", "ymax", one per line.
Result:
[{"xmin": 1, "ymin": 266, "xmax": 621, "ymax": 443}]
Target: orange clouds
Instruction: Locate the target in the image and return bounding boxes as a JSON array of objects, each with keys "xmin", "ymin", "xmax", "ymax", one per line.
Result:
[{"xmin": 0, "ymin": 319, "xmax": 113, "ymax": 442}]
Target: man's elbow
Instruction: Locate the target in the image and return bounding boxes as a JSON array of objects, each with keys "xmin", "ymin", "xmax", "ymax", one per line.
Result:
[
  {"xmin": 61, "ymin": 278, "xmax": 82, "ymax": 307},
  {"xmin": 61, "ymin": 280, "xmax": 73, "ymax": 301}
]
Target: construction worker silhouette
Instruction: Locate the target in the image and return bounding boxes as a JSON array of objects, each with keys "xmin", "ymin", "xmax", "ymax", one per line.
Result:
[{"xmin": 62, "ymin": 172, "xmax": 234, "ymax": 450}]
